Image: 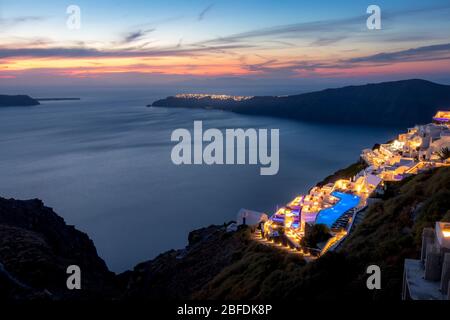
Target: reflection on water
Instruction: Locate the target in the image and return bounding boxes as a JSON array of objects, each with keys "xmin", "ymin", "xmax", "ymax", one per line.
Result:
[{"xmin": 0, "ymin": 91, "xmax": 398, "ymax": 272}]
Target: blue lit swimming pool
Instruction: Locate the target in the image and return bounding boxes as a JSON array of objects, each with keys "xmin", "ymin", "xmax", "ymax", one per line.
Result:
[{"xmin": 315, "ymin": 191, "xmax": 360, "ymax": 227}]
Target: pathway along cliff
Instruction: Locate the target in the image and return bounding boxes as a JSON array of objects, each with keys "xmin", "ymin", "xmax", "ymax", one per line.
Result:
[{"xmin": 1, "ymin": 166, "xmax": 449, "ymax": 300}]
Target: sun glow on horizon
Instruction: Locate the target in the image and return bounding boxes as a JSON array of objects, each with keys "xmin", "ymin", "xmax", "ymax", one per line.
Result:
[{"xmin": 1, "ymin": 0, "xmax": 450, "ymax": 85}]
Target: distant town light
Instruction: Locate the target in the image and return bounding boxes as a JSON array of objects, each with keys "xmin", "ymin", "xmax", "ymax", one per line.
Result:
[{"xmin": 174, "ymin": 93, "xmax": 253, "ymax": 101}]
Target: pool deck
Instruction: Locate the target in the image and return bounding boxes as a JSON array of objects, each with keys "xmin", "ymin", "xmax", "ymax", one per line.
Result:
[{"xmin": 315, "ymin": 191, "xmax": 361, "ymax": 227}]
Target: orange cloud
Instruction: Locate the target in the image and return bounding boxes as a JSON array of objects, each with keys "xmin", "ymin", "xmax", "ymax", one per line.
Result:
[
  {"xmin": 1, "ymin": 50, "xmax": 450, "ymax": 80},
  {"xmin": 0, "ymin": 55, "xmax": 256, "ymax": 76}
]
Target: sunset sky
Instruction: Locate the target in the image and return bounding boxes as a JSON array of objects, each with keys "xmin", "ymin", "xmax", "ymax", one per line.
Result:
[{"xmin": 1, "ymin": 0, "xmax": 450, "ymax": 88}]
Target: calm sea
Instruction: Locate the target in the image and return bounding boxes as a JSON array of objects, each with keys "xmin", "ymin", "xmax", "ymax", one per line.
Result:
[{"xmin": 0, "ymin": 88, "xmax": 399, "ymax": 272}]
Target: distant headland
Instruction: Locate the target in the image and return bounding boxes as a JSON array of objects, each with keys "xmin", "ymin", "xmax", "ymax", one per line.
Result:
[
  {"xmin": 0, "ymin": 95, "xmax": 40, "ymax": 107},
  {"xmin": 150, "ymin": 79, "xmax": 450, "ymax": 127},
  {"xmin": 0, "ymin": 95, "xmax": 81, "ymax": 107}
]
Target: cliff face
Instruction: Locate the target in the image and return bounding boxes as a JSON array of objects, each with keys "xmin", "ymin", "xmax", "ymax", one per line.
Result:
[
  {"xmin": 0, "ymin": 95, "xmax": 40, "ymax": 107},
  {"xmin": 120, "ymin": 225, "xmax": 252, "ymax": 300},
  {"xmin": 0, "ymin": 197, "xmax": 118, "ymax": 300},
  {"xmin": 192, "ymin": 167, "xmax": 450, "ymax": 300},
  {"xmin": 151, "ymin": 79, "xmax": 450, "ymax": 126},
  {"xmin": 120, "ymin": 224, "xmax": 306, "ymax": 300},
  {"xmin": 1, "ymin": 167, "xmax": 449, "ymax": 301},
  {"xmin": 121, "ymin": 167, "xmax": 450, "ymax": 301}
]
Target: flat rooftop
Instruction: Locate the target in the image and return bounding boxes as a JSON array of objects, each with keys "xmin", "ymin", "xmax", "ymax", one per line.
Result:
[
  {"xmin": 433, "ymin": 110, "xmax": 450, "ymax": 123},
  {"xmin": 404, "ymin": 259, "xmax": 447, "ymax": 300}
]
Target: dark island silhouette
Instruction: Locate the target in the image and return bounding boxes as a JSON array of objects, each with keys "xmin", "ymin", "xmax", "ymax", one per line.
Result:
[
  {"xmin": 0, "ymin": 95, "xmax": 81, "ymax": 107},
  {"xmin": 0, "ymin": 95, "xmax": 40, "ymax": 107},
  {"xmin": 151, "ymin": 79, "xmax": 450, "ymax": 126}
]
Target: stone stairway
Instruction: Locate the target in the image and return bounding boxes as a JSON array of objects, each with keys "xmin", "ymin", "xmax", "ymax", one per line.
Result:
[
  {"xmin": 330, "ymin": 207, "xmax": 356, "ymax": 232},
  {"xmin": 251, "ymin": 229, "xmax": 316, "ymax": 261},
  {"xmin": 347, "ymin": 207, "xmax": 368, "ymax": 234}
]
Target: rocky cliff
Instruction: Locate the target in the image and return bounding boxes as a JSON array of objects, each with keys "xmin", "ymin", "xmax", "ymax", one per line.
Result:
[
  {"xmin": 1, "ymin": 167, "xmax": 449, "ymax": 301},
  {"xmin": 0, "ymin": 197, "xmax": 118, "ymax": 300}
]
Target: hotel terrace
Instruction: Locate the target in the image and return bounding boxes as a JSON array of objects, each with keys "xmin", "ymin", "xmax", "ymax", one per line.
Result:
[{"xmin": 258, "ymin": 111, "xmax": 450, "ymax": 257}]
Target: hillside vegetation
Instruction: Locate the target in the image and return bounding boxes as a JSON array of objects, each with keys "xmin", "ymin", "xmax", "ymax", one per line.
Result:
[
  {"xmin": 190, "ymin": 167, "xmax": 450, "ymax": 300},
  {"xmin": 2, "ymin": 167, "xmax": 449, "ymax": 300}
]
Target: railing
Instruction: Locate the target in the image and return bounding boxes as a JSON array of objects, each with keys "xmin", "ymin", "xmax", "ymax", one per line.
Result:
[
  {"xmin": 346, "ymin": 205, "xmax": 368, "ymax": 235},
  {"xmin": 322, "ymin": 205, "xmax": 368, "ymax": 254}
]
